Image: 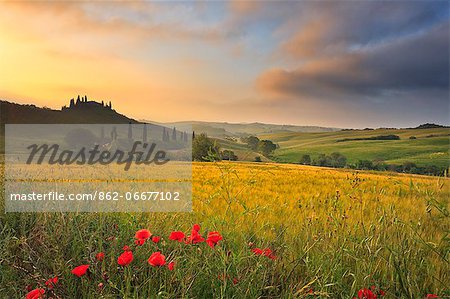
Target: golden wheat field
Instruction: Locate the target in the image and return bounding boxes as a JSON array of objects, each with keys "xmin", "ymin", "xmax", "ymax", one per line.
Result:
[{"xmin": 1, "ymin": 162, "xmax": 449, "ymax": 298}]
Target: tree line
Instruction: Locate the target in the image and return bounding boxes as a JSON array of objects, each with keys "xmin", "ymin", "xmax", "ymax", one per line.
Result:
[
  {"xmin": 192, "ymin": 134, "xmax": 278, "ymax": 162},
  {"xmin": 299, "ymin": 153, "xmax": 447, "ymax": 176}
]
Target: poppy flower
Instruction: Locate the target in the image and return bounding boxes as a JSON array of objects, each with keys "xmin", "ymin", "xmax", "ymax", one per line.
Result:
[
  {"xmin": 96, "ymin": 252, "xmax": 105, "ymax": 261},
  {"xmin": 72, "ymin": 264, "xmax": 89, "ymax": 277},
  {"xmin": 26, "ymin": 289, "xmax": 45, "ymax": 299},
  {"xmin": 263, "ymin": 248, "xmax": 277, "ymax": 260},
  {"xmin": 151, "ymin": 236, "xmax": 161, "ymax": 243},
  {"xmin": 193, "ymin": 224, "xmax": 201, "ymax": 232},
  {"xmin": 427, "ymin": 295, "xmax": 439, "ymax": 299},
  {"xmin": 252, "ymin": 248, "xmax": 264, "ymax": 255},
  {"xmin": 232, "ymin": 277, "xmax": 239, "ymax": 285},
  {"xmin": 44, "ymin": 276, "xmax": 58, "ymax": 289},
  {"xmin": 123, "ymin": 245, "xmax": 131, "ymax": 251},
  {"xmin": 118, "ymin": 251, "xmax": 133, "ymax": 266},
  {"xmin": 379, "ymin": 290, "xmax": 385, "ymax": 296},
  {"xmin": 135, "ymin": 239, "xmax": 145, "ymax": 246},
  {"xmin": 148, "ymin": 251, "xmax": 166, "ymax": 267},
  {"xmin": 186, "ymin": 229, "xmax": 204, "ymax": 244},
  {"xmin": 357, "ymin": 288, "xmax": 377, "ymax": 299},
  {"xmin": 169, "ymin": 231, "xmax": 185, "ymax": 242},
  {"xmin": 135, "ymin": 229, "xmax": 152, "ymax": 240},
  {"xmin": 206, "ymin": 231, "xmax": 223, "ymax": 248},
  {"xmin": 167, "ymin": 261, "xmax": 175, "ymax": 271}
]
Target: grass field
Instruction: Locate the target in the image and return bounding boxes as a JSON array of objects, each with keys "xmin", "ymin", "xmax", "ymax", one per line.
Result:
[
  {"xmin": 259, "ymin": 128, "xmax": 450, "ymax": 168},
  {"xmin": 1, "ymin": 162, "xmax": 449, "ymax": 298}
]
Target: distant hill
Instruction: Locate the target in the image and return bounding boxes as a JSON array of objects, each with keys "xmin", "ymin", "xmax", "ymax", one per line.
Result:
[
  {"xmin": 0, "ymin": 96, "xmax": 139, "ymax": 124},
  {"xmin": 260, "ymin": 127, "xmax": 450, "ymax": 169},
  {"xmin": 412, "ymin": 123, "xmax": 450, "ymax": 129},
  {"xmin": 142, "ymin": 120, "xmax": 339, "ymax": 138}
]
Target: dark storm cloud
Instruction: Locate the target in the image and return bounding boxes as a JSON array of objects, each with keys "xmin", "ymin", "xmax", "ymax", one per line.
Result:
[{"xmin": 257, "ymin": 1, "xmax": 449, "ymax": 103}]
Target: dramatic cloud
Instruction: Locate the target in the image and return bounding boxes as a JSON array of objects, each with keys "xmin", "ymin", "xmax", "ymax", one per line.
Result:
[
  {"xmin": 0, "ymin": 1, "xmax": 448, "ymax": 127},
  {"xmin": 258, "ymin": 21, "xmax": 449, "ymax": 97},
  {"xmin": 257, "ymin": 1, "xmax": 449, "ymax": 114}
]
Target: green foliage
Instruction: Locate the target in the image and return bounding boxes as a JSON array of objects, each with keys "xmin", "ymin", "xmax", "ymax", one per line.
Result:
[
  {"xmin": 242, "ymin": 136, "xmax": 260, "ymax": 150},
  {"xmin": 192, "ymin": 133, "xmax": 220, "ymax": 162},
  {"xmin": 299, "ymin": 154, "xmax": 311, "ymax": 165},
  {"xmin": 312, "ymin": 152, "xmax": 346, "ymax": 168},
  {"xmin": 221, "ymin": 150, "xmax": 238, "ymax": 161},
  {"xmin": 257, "ymin": 140, "xmax": 277, "ymax": 157}
]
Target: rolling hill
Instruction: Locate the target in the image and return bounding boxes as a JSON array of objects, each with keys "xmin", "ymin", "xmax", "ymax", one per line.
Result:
[
  {"xmin": 260, "ymin": 128, "xmax": 450, "ymax": 168},
  {"xmin": 0, "ymin": 98, "xmax": 138, "ymax": 124},
  {"xmin": 142, "ymin": 120, "xmax": 339, "ymax": 138}
]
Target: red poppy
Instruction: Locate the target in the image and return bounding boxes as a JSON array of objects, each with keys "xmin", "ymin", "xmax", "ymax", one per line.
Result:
[
  {"xmin": 427, "ymin": 295, "xmax": 439, "ymax": 299},
  {"xmin": 135, "ymin": 239, "xmax": 145, "ymax": 246},
  {"xmin": 72, "ymin": 264, "xmax": 89, "ymax": 277},
  {"xmin": 118, "ymin": 251, "xmax": 133, "ymax": 266},
  {"xmin": 123, "ymin": 245, "xmax": 131, "ymax": 251},
  {"xmin": 96, "ymin": 252, "xmax": 105, "ymax": 261},
  {"xmin": 135, "ymin": 229, "xmax": 152, "ymax": 240},
  {"xmin": 193, "ymin": 224, "xmax": 201, "ymax": 232},
  {"xmin": 252, "ymin": 248, "xmax": 264, "ymax": 255},
  {"xmin": 167, "ymin": 261, "xmax": 175, "ymax": 271},
  {"xmin": 44, "ymin": 276, "xmax": 58, "ymax": 289},
  {"xmin": 357, "ymin": 288, "xmax": 377, "ymax": 299},
  {"xmin": 151, "ymin": 236, "xmax": 161, "ymax": 243},
  {"xmin": 263, "ymin": 248, "xmax": 277, "ymax": 260},
  {"xmin": 169, "ymin": 231, "xmax": 185, "ymax": 242},
  {"xmin": 186, "ymin": 229, "xmax": 204, "ymax": 244},
  {"xmin": 148, "ymin": 251, "xmax": 166, "ymax": 267},
  {"xmin": 232, "ymin": 277, "xmax": 239, "ymax": 285},
  {"xmin": 379, "ymin": 290, "xmax": 385, "ymax": 296},
  {"xmin": 26, "ymin": 289, "xmax": 45, "ymax": 299},
  {"xmin": 206, "ymin": 231, "xmax": 223, "ymax": 248}
]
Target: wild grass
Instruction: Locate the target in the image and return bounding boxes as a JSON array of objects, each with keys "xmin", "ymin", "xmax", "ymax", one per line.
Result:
[{"xmin": 0, "ymin": 162, "xmax": 449, "ymax": 298}]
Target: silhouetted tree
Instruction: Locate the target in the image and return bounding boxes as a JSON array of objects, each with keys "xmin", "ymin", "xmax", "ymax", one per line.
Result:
[
  {"xmin": 128, "ymin": 122, "xmax": 133, "ymax": 140},
  {"xmin": 172, "ymin": 127, "xmax": 177, "ymax": 141},
  {"xmin": 143, "ymin": 123, "xmax": 148, "ymax": 143}
]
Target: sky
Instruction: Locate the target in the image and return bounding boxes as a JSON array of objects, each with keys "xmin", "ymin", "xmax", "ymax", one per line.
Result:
[{"xmin": 0, "ymin": 1, "xmax": 448, "ymax": 128}]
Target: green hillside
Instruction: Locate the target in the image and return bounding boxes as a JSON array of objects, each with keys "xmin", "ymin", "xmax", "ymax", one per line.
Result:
[
  {"xmin": 143, "ymin": 120, "xmax": 338, "ymax": 138},
  {"xmin": 260, "ymin": 128, "xmax": 449, "ymax": 168},
  {"xmin": 212, "ymin": 137, "xmax": 270, "ymax": 162}
]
